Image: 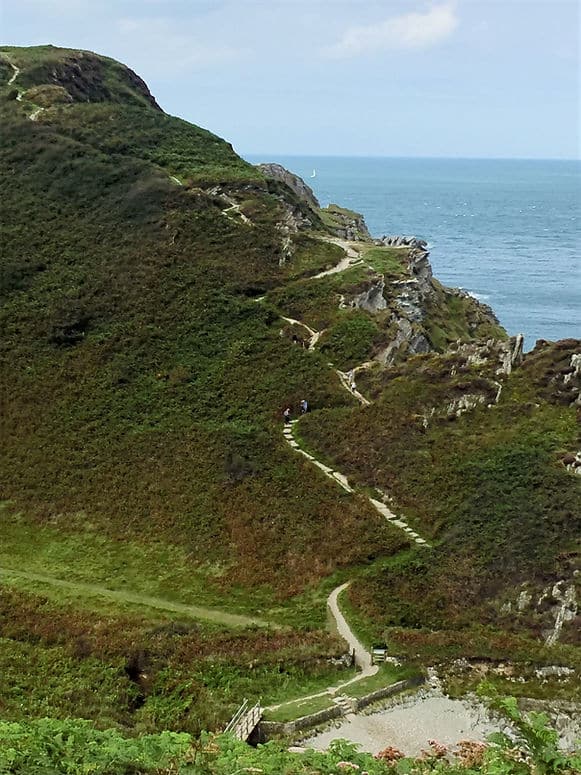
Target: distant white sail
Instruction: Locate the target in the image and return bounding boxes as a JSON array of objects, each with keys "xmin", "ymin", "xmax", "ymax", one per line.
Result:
[{"xmin": 311, "ymin": 169, "xmax": 316, "ymax": 178}]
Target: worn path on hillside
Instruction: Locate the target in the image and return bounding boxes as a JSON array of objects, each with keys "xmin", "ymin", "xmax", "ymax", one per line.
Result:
[
  {"xmin": 278, "ymin": 237, "xmax": 430, "ymax": 545},
  {"xmin": 283, "ymin": 421, "xmax": 429, "ymax": 546},
  {"xmin": 266, "ymin": 239, "xmax": 431, "ymax": 713},
  {"xmin": 0, "ymin": 566, "xmax": 277, "ymax": 629},
  {"xmin": 312, "ymin": 237, "xmax": 364, "ymax": 278},
  {"xmin": 4, "ymin": 59, "xmax": 45, "ymax": 116},
  {"xmin": 266, "ymin": 581, "xmax": 378, "ymax": 712}
]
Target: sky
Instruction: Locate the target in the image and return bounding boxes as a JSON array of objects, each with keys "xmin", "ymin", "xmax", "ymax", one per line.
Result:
[{"xmin": 2, "ymin": 0, "xmax": 579, "ymax": 159}]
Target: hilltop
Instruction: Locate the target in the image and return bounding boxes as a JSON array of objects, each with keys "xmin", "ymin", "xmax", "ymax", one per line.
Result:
[{"xmin": 0, "ymin": 45, "xmax": 579, "ymax": 737}]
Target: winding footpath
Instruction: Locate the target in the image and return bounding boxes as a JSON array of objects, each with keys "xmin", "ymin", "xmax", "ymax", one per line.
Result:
[
  {"xmin": 265, "ymin": 239, "xmax": 431, "ymax": 714},
  {"xmin": 312, "ymin": 238, "xmax": 363, "ymax": 278},
  {"xmin": 281, "ymin": 237, "xmax": 430, "ymax": 547},
  {"xmin": 5, "ymin": 59, "xmax": 44, "ymax": 117},
  {"xmin": 267, "ymin": 581, "xmax": 378, "ymax": 713}
]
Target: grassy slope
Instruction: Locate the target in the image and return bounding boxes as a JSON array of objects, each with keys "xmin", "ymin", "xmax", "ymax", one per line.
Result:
[
  {"xmin": 299, "ymin": 345, "xmax": 581, "ymax": 663},
  {"xmin": 1, "ymin": 45, "xmax": 578, "ymax": 733},
  {"xmin": 0, "ymin": 46, "xmax": 405, "ymax": 729}
]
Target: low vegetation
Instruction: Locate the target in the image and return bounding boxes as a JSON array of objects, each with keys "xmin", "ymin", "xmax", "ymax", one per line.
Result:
[
  {"xmin": 0, "ymin": 44, "xmax": 578, "ymax": 746},
  {"xmin": 2, "ymin": 698, "xmax": 580, "ymax": 773}
]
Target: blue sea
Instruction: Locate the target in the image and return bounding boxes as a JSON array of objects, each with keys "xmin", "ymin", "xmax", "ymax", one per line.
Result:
[{"xmin": 246, "ymin": 156, "xmax": 580, "ymax": 349}]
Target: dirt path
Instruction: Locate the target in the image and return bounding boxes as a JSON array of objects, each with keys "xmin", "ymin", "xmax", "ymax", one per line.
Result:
[
  {"xmin": 266, "ymin": 581, "xmax": 377, "ymax": 711},
  {"xmin": 0, "ymin": 566, "xmax": 277, "ymax": 629},
  {"xmin": 7, "ymin": 62, "xmax": 20, "ymax": 86},
  {"xmin": 335, "ymin": 368, "xmax": 371, "ymax": 406},
  {"xmin": 221, "ymin": 196, "xmax": 252, "ymax": 226},
  {"xmin": 5, "ymin": 60, "xmax": 44, "ymax": 115},
  {"xmin": 328, "ymin": 582, "xmax": 374, "ymax": 672},
  {"xmin": 313, "ymin": 237, "xmax": 363, "ymax": 278},
  {"xmin": 281, "ymin": 315, "xmax": 322, "ymax": 349},
  {"xmin": 6, "ymin": 61, "xmax": 24, "ymax": 102}
]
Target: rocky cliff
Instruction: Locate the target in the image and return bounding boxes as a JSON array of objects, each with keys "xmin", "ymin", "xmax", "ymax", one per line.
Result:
[{"xmin": 257, "ymin": 162, "xmax": 320, "ymax": 210}]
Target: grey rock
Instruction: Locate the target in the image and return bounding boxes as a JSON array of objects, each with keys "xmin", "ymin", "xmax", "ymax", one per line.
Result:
[
  {"xmin": 257, "ymin": 163, "xmax": 320, "ymax": 210},
  {"xmin": 351, "ymin": 278, "xmax": 388, "ymax": 313},
  {"xmin": 381, "ymin": 235, "xmax": 428, "ymax": 251}
]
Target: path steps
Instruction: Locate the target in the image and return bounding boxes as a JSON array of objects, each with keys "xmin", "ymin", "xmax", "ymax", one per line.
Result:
[
  {"xmin": 278, "ymin": 237, "xmax": 429, "ymax": 547},
  {"xmin": 333, "ymin": 694, "xmax": 355, "ymax": 714},
  {"xmin": 283, "ymin": 424, "xmax": 430, "ymax": 547}
]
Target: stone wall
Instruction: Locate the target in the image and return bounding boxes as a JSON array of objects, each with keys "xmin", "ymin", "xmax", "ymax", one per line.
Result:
[
  {"xmin": 354, "ymin": 675, "xmax": 424, "ymax": 711},
  {"xmin": 258, "ymin": 676, "xmax": 425, "ymax": 739}
]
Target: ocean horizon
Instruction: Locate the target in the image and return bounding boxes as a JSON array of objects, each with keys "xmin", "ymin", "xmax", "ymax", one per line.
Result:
[{"xmin": 246, "ymin": 154, "xmax": 580, "ymax": 350}]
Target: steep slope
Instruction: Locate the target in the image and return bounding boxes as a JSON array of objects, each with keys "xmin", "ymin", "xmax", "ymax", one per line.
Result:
[{"xmin": 1, "ymin": 45, "xmax": 578, "ymax": 731}]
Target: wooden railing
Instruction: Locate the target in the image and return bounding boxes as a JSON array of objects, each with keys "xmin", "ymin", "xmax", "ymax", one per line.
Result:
[{"xmin": 224, "ymin": 699, "xmax": 262, "ymax": 741}]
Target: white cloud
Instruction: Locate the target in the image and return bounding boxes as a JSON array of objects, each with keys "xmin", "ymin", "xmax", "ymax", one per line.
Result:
[{"xmin": 323, "ymin": 2, "xmax": 459, "ymax": 59}]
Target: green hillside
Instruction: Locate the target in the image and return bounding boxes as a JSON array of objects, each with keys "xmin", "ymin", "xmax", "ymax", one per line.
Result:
[{"xmin": 0, "ymin": 45, "xmax": 579, "ymax": 737}]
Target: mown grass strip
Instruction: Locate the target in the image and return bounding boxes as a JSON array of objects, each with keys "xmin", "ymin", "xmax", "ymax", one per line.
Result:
[{"xmin": 0, "ymin": 566, "xmax": 278, "ymax": 629}]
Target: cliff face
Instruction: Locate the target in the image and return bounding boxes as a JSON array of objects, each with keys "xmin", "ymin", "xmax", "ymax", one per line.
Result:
[
  {"xmin": 258, "ymin": 162, "xmax": 320, "ymax": 210},
  {"xmin": 1, "ymin": 45, "xmax": 161, "ymax": 109}
]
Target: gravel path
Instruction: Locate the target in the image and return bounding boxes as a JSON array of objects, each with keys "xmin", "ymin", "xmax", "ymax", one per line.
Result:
[
  {"xmin": 327, "ymin": 582, "xmax": 375, "ymax": 673},
  {"xmin": 266, "ymin": 581, "xmax": 377, "ymax": 711}
]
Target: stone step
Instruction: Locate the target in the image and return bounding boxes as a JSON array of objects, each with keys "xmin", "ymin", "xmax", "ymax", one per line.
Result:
[
  {"xmin": 313, "ymin": 460, "xmax": 333, "ymax": 474},
  {"xmin": 332, "ymin": 472, "xmax": 353, "ymax": 492},
  {"xmin": 333, "ymin": 694, "xmax": 355, "ymax": 713},
  {"xmin": 369, "ymin": 498, "xmax": 394, "ymax": 517}
]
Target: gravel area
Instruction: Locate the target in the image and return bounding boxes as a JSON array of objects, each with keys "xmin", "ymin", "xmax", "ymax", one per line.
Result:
[{"xmin": 304, "ymin": 690, "xmax": 499, "ymax": 756}]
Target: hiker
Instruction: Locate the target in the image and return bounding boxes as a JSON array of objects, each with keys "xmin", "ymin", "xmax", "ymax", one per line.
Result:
[
  {"xmin": 348, "ymin": 369, "xmax": 356, "ymax": 390},
  {"xmin": 300, "ymin": 399, "xmax": 308, "ymax": 415},
  {"xmin": 283, "ymin": 407, "xmax": 291, "ymax": 424}
]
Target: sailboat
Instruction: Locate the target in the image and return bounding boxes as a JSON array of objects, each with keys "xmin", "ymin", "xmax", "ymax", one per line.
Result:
[{"xmin": 310, "ymin": 169, "xmax": 316, "ymax": 178}]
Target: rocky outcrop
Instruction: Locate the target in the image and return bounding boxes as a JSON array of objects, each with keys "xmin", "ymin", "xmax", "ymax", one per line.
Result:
[
  {"xmin": 256, "ymin": 165, "xmax": 373, "ymax": 243},
  {"xmin": 346, "ymin": 277, "xmax": 388, "ymax": 314},
  {"xmin": 379, "ymin": 235, "xmax": 428, "ymax": 250},
  {"xmin": 377, "ymin": 319, "xmax": 431, "ymax": 365},
  {"xmin": 500, "ymin": 578, "xmax": 579, "ymax": 647},
  {"xmin": 257, "ymin": 163, "xmax": 320, "ymax": 210},
  {"xmin": 450, "ymin": 288, "xmax": 502, "ymax": 328},
  {"xmin": 522, "ymin": 339, "xmax": 581, "ymax": 407},
  {"xmin": 450, "ymin": 336, "xmax": 524, "ymax": 379},
  {"xmin": 543, "ymin": 581, "xmax": 578, "ymax": 647},
  {"xmin": 321, "ymin": 204, "xmax": 372, "ymax": 242},
  {"xmin": 25, "ymin": 49, "xmax": 162, "ymax": 109},
  {"xmin": 389, "ymin": 248, "xmax": 437, "ymax": 323},
  {"xmin": 564, "ymin": 352, "xmax": 581, "ymax": 406}
]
